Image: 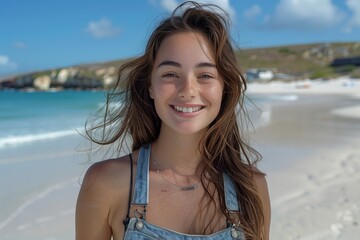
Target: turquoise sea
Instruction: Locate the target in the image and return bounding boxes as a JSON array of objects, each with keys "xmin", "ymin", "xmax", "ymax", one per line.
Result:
[
  {"xmin": 0, "ymin": 90, "xmax": 299, "ymax": 150},
  {"xmin": 0, "ymin": 90, "xmax": 106, "ymax": 149}
]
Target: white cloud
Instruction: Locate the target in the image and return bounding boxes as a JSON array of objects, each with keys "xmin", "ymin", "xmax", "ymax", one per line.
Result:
[
  {"xmin": 204, "ymin": 0, "xmax": 236, "ymax": 21},
  {"xmin": 85, "ymin": 18, "xmax": 120, "ymax": 39},
  {"xmin": 0, "ymin": 55, "xmax": 17, "ymax": 70},
  {"xmin": 345, "ymin": 0, "xmax": 360, "ymax": 32},
  {"xmin": 158, "ymin": 0, "xmax": 236, "ymax": 22},
  {"xmin": 13, "ymin": 41, "xmax": 26, "ymax": 49},
  {"xmin": 160, "ymin": 0, "xmax": 179, "ymax": 12},
  {"xmin": 244, "ymin": 5, "xmax": 262, "ymax": 19},
  {"xmin": 0, "ymin": 55, "xmax": 9, "ymax": 65},
  {"xmin": 266, "ymin": 0, "xmax": 345, "ymax": 30}
]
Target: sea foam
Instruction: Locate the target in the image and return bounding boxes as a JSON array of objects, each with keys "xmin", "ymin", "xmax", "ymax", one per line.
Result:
[{"xmin": 0, "ymin": 129, "xmax": 80, "ymax": 149}]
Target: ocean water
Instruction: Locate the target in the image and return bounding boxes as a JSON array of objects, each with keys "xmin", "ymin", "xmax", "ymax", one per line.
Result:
[
  {"xmin": 0, "ymin": 90, "xmax": 106, "ymax": 149},
  {"xmin": 0, "ymin": 90, "xmax": 299, "ymax": 239},
  {"xmin": 0, "ymin": 90, "xmax": 299, "ymax": 150},
  {"xmin": 0, "ymin": 90, "xmax": 108, "ymax": 239}
]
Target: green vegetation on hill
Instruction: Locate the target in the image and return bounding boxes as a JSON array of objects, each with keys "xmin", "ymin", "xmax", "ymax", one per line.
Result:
[
  {"xmin": 236, "ymin": 42, "xmax": 360, "ymax": 79},
  {"xmin": 1, "ymin": 42, "xmax": 360, "ymax": 90}
]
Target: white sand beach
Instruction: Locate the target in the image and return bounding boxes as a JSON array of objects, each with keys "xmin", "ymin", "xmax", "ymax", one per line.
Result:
[
  {"xmin": 0, "ymin": 77, "xmax": 359, "ymax": 239},
  {"xmin": 249, "ymin": 77, "xmax": 360, "ymax": 239},
  {"xmin": 0, "ymin": 135, "xmax": 88, "ymax": 240}
]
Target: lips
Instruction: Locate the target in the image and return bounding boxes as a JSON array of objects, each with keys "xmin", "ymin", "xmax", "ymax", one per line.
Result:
[{"xmin": 171, "ymin": 105, "xmax": 204, "ymax": 113}]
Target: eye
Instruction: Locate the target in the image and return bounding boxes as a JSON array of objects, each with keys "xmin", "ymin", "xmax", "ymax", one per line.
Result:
[
  {"xmin": 198, "ymin": 74, "xmax": 213, "ymax": 79},
  {"xmin": 162, "ymin": 73, "xmax": 178, "ymax": 78}
]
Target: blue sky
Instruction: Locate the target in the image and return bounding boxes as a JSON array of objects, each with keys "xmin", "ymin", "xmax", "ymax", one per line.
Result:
[{"xmin": 1, "ymin": 0, "xmax": 360, "ymax": 77}]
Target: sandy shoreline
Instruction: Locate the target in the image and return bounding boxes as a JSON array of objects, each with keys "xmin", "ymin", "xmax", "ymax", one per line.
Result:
[
  {"xmin": 0, "ymin": 135, "xmax": 88, "ymax": 240},
  {"xmin": 1, "ymin": 77, "xmax": 359, "ymax": 239},
  {"xmin": 248, "ymin": 77, "xmax": 360, "ymax": 96},
  {"xmin": 249, "ymin": 79, "xmax": 360, "ymax": 239}
]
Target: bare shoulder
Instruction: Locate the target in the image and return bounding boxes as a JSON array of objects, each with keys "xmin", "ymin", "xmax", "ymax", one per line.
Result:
[
  {"xmin": 77, "ymin": 154, "xmax": 134, "ymax": 215},
  {"xmin": 81, "ymin": 155, "xmax": 133, "ymax": 192},
  {"xmin": 250, "ymin": 167, "xmax": 269, "ymax": 200},
  {"xmin": 253, "ymin": 173, "xmax": 269, "ymax": 197},
  {"xmin": 79, "ymin": 149, "xmax": 139, "ymax": 203},
  {"xmin": 253, "ymin": 172, "xmax": 271, "ymax": 240},
  {"xmin": 76, "ymin": 153, "xmax": 137, "ymax": 240}
]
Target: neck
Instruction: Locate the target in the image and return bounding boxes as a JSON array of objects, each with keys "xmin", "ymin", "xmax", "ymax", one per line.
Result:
[{"xmin": 151, "ymin": 128, "xmax": 204, "ymax": 176}]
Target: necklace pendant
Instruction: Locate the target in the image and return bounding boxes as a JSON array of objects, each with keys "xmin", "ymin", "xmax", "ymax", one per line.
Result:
[{"xmin": 180, "ymin": 185, "xmax": 197, "ymax": 191}]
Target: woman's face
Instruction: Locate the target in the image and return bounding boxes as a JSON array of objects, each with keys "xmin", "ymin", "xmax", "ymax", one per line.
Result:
[{"xmin": 150, "ymin": 31, "xmax": 224, "ymax": 136}]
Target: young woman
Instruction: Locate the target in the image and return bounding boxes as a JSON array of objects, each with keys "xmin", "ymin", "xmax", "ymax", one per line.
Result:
[{"xmin": 76, "ymin": 2, "xmax": 270, "ymax": 239}]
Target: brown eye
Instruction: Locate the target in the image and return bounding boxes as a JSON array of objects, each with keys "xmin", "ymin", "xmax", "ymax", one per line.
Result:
[
  {"xmin": 198, "ymin": 74, "xmax": 213, "ymax": 79},
  {"xmin": 162, "ymin": 73, "xmax": 178, "ymax": 78}
]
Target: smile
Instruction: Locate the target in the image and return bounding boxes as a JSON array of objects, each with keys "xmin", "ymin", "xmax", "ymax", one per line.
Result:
[{"xmin": 172, "ymin": 105, "xmax": 203, "ymax": 113}]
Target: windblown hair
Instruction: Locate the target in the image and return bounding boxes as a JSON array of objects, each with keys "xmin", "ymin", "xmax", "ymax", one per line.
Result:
[{"xmin": 86, "ymin": 1, "xmax": 265, "ymax": 239}]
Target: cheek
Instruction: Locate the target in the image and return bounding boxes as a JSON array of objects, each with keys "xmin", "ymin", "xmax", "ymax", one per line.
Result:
[
  {"xmin": 206, "ymin": 84, "xmax": 223, "ymax": 105},
  {"xmin": 152, "ymin": 84, "xmax": 176, "ymax": 116},
  {"xmin": 153, "ymin": 83, "xmax": 177, "ymax": 99}
]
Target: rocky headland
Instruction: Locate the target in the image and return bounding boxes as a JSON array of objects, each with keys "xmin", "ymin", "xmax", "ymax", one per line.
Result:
[{"xmin": 1, "ymin": 42, "xmax": 359, "ymax": 91}]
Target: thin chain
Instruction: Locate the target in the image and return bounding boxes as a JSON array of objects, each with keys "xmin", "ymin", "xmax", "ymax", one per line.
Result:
[{"xmin": 152, "ymin": 157, "xmax": 198, "ymax": 191}]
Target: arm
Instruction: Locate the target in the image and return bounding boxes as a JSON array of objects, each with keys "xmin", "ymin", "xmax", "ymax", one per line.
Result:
[
  {"xmin": 75, "ymin": 163, "xmax": 113, "ymax": 240},
  {"xmin": 255, "ymin": 175, "xmax": 271, "ymax": 240}
]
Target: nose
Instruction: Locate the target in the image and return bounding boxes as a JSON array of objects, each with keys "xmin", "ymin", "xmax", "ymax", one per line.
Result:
[{"xmin": 178, "ymin": 75, "xmax": 197, "ymax": 99}]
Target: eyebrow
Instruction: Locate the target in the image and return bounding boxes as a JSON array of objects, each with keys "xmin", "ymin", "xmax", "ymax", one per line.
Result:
[
  {"xmin": 157, "ymin": 60, "xmax": 181, "ymax": 68},
  {"xmin": 157, "ymin": 60, "xmax": 216, "ymax": 69}
]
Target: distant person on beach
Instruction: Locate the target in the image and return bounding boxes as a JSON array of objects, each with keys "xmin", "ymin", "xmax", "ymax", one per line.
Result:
[{"xmin": 76, "ymin": 1, "xmax": 270, "ymax": 240}]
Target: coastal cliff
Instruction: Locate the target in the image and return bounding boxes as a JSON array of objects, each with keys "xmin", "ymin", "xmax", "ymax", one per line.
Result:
[
  {"xmin": 1, "ymin": 42, "xmax": 359, "ymax": 91},
  {"xmin": 0, "ymin": 65, "xmax": 118, "ymax": 91}
]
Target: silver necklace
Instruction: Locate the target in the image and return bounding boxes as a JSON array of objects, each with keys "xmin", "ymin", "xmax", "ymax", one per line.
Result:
[{"xmin": 152, "ymin": 158, "xmax": 198, "ymax": 191}]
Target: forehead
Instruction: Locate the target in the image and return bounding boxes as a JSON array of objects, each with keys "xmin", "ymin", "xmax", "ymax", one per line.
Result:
[{"xmin": 154, "ymin": 31, "xmax": 215, "ymax": 65}]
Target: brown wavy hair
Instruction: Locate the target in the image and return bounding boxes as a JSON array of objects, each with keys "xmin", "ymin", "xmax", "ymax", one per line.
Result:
[{"xmin": 86, "ymin": 1, "xmax": 265, "ymax": 239}]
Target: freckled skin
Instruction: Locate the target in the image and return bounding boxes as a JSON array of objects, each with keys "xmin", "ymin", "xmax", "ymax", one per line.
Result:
[{"xmin": 150, "ymin": 32, "xmax": 224, "ymax": 137}]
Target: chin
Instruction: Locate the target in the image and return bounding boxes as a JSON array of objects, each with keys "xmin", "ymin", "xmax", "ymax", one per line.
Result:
[{"xmin": 173, "ymin": 126, "xmax": 207, "ymax": 136}]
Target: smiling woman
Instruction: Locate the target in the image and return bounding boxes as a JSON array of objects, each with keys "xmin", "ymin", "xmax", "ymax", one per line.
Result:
[
  {"xmin": 150, "ymin": 31, "xmax": 224, "ymax": 136},
  {"xmin": 76, "ymin": 1, "xmax": 270, "ymax": 240}
]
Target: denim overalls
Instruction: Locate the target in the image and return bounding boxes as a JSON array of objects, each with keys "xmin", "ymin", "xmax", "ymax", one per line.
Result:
[{"xmin": 123, "ymin": 144, "xmax": 245, "ymax": 239}]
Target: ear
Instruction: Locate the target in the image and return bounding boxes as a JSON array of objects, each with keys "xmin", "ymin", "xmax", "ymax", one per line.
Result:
[{"xmin": 149, "ymin": 87, "xmax": 154, "ymax": 99}]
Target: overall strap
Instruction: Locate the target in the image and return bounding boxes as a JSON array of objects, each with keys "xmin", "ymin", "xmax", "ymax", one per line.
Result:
[
  {"xmin": 223, "ymin": 172, "xmax": 240, "ymax": 212},
  {"xmin": 223, "ymin": 172, "xmax": 245, "ymax": 239},
  {"xmin": 132, "ymin": 144, "xmax": 151, "ymax": 206},
  {"xmin": 123, "ymin": 153, "xmax": 133, "ymax": 229}
]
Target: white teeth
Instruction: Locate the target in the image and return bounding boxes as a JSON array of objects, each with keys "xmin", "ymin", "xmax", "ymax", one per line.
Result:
[{"xmin": 174, "ymin": 106, "xmax": 202, "ymax": 113}]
